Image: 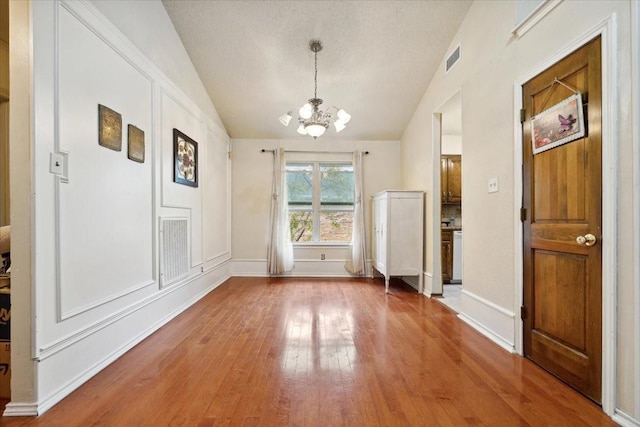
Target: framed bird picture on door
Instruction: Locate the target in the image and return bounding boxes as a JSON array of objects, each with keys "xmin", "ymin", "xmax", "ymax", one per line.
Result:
[{"xmin": 531, "ymin": 92, "xmax": 585, "ymax": 155}]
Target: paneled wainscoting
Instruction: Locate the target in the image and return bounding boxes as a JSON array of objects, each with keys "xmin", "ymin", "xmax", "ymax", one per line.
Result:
[{"xmin": 2, "ymin": 277, "xmax": 614, "ymax": 426}]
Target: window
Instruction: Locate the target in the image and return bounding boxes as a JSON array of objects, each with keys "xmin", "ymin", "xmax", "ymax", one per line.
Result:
[{"xmin": 286, "ymin": 162, "xmax": 354, "ymax": 243}]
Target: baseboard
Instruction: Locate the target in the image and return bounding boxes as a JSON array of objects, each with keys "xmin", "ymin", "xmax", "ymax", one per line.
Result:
[
  {"xmin": 2, "ymin": 402, "xmax": 39, "ymax": 417},
  {"xmin": 30, "ymin": 266, "xmax": 230, "ymax": 416},
  {"xmin": 422, "ymin": 271, "xmax": 435, "ymax": 297},
  {"xmin": 401, "ymin": 276, "xmax": 420, "ymax": 292},
  {"xmin": 613, "ymin": 409, "xmax": 640, "ymax": 427},
  {"xmin": 458, "ymin": 289, "xmax": 516, "ymax": 353},
  {"xmin": 231, "ymin": 259, "xmax": 372, "ymax": 278}
]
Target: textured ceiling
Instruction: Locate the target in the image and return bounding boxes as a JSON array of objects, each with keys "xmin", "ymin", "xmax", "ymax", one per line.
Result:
[{"xmin": 161, "ymin": 0, "xmax": 472, "ymax": 141}]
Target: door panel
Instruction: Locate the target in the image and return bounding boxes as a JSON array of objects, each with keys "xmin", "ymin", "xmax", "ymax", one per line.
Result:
[{"xmin": 522, "ymin": 37, "xmax": 602, "ymax": 403}]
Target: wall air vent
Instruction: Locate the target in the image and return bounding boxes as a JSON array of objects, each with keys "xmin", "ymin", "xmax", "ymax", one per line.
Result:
[
  {"xmin": 445, "ymin": 45, "xmax": 461, "ymax": 73},
  {"xmin": 159, "ymin": 217, "xmax": 189, "ymax": 288}
]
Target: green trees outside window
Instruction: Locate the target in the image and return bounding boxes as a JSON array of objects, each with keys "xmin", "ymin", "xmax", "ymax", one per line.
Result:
[{"xmin": 286, "ymin": 162, "xmax": 354, "ymax": 242}]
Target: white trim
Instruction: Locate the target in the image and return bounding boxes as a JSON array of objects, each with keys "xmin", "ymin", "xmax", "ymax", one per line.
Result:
[
  {"xmin": 2, "ymin": 402, "xmax": 39, "ymax": 417},
  {"xmin": 632, "ymin": 0, "xmax": 640, "ymax": 418},
  {"xmin": 35, "ymin": 267, "xmax": 230, "ymax": 416},
  {"xmin": 38, "ymin": 258, "xmax": 230, "ymax": 359},
  {"xmin": 60, "ymin": 280, "xmax": 157, "ymax": 320},
  {"xmin": 513, "ymin": 14, "xmax": 617, "ymax": 415},
  {"xmin": 458, "ymin": 289, "xmax": 516, "ymax": 353},
  {"xmin": 54, "ymin": 0, "xmax": 158, "ymax": 321},
  {"xmin": 401, "ymin": 276, "xmax": 421, "ymax": 292},
  {"xmin": 422, "ymin": 271, "xmax": 434, "ymax": 297},
  {"xmin": 511, "ymin": 0, "xmax": 564, "ymax": 39},
  {"xmin": 431, "ymin": 112, "xmax": 443, "ymax": 297},
  {"xmin": 513, "ymin": 81, "xmax": 524, "ymax": 356},
  {"xmin": 231, "ymin": 259, "xmax": 373, "ymax": 278},
  {"xmin": 429, "ymin": 91, "xmax": 462, "ymax": 298},
  {"xmin": 612, "ymin": 409, "xmax": 640, "ymax": 427}
]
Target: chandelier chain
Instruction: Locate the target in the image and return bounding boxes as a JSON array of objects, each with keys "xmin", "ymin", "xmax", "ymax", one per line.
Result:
[{"xmin": 314, "ymin": 50, "xmax": 318, "ymax": 99}]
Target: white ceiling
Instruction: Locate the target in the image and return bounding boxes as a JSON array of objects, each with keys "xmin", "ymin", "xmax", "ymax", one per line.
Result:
[{"xmin": 161, "ymin": 0, "xmax": 472, "ymax": 141}]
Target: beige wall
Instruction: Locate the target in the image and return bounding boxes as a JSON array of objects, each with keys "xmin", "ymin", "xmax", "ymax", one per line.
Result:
[
  {"xmin": 231, "ymin": 138, "xmax": 401, "ymax": 273},
  {"xmin": 9, "ymin": 0, "xmax": 35, "ymax": 404},
  {"xmin": 401, "ymin": 0, "xmax": 637, "ymax": 419}
]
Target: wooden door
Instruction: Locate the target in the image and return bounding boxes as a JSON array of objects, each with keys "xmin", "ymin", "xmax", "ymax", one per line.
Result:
[{"xmin": 522, "ymin": 37, "xmax": 602, "ymax": 403}]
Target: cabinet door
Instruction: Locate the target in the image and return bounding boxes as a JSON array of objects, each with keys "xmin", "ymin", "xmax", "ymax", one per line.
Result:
[
  {"xmin": 373, "ymin": 196, "xmax": 387, "ymax": 274},
  {"xmin": 388, "ymin": 196, "xmax": 422, "ymax": 276},
  {"xmin": 440, "ymin": 158, "xmax": 448, "ymax": 204},
  {"xmin": 446, "ymin": 156, "xmax": 462, "ymax": 203},
  {"xmin": 441, "ymin": 230, "xmax": 452, "ymax": 283}
]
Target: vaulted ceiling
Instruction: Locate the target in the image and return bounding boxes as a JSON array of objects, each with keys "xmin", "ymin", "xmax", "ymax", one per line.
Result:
[{"xmin": 162, "ymin": 0, "xmax": 471, "ymax": 141}]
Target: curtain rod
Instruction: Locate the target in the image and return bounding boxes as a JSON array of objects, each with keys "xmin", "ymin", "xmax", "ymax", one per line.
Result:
[{"xmin": 260, "ymin": 149, "xmax": 369, "ymax": 155}]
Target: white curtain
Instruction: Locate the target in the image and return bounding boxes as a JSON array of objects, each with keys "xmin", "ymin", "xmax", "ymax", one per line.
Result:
[
  {"xmin": 267, "ymin": 148, "xmax": 294, "ymax": 275},
  {"xmin": 345, "ymin": 150, "xmax": 366, "ymax": 275}
]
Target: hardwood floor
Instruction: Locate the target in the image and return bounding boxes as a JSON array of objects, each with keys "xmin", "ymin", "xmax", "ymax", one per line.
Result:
[{"xmin": 1, "ymin": 277, "xmax": 616, "ymax": 426}]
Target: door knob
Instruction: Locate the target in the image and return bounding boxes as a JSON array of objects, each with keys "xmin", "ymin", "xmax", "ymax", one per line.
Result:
[{"xmin": 576, "ymin": 233, "xmax": 597, "ymax": 246}]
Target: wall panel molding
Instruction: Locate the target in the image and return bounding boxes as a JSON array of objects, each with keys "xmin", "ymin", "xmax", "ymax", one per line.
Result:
[
  {"xmin": 34, "ymin": 263, "xmax": 230, "ymax": 416},
  {"xmin": 55, "ymin": 0, "xmax": 156, "ymax": 320},
  {"xmin": 39, "ymin": 258, "xmax": 231, "ymax": 360}
]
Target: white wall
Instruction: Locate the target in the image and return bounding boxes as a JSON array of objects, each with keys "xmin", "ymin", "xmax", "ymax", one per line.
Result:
[
  {"xmin": 401, "ymin": 0, "xmax": 638, "ymax": 423},
  {"xmin": 8, "ymin": 0, "xmax": 231, "ymax": 415},
  {"xmin": 231, "ymin": 139, "xmax": 401, "ymax": 277},
  {"xmin": 441, "ymin": 135, "xmax": 462, "ymax": 155}
]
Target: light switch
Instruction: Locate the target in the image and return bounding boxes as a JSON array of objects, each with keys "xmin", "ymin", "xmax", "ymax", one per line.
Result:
[{"xmin": 488, "ymin": 177, "xmax": 499, "ymax": 193}]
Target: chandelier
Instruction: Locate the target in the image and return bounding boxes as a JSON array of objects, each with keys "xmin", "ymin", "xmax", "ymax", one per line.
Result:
[{"xmin": 279, "ymin": 40, "xmax": 351, "ymax": 139}]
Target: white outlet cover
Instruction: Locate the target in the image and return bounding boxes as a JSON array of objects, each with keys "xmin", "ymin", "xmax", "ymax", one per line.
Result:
[
  {"xmin": 50, "ymin": 152, "xmax": 64, "ymax": 175},
  {"xmin": 488, "ymin": 177, "xmax": 499, "ymax": 193}
]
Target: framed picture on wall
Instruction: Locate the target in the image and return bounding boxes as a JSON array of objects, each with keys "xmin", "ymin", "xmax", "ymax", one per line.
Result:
[{"xmin": 173, "ymin": 128, "xmax": 198, "ymax": 187}]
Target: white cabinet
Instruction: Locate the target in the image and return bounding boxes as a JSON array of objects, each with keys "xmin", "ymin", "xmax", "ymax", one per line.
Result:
[{"xmin": 371, "ymin": 191, "xmax": 424, "ymax": 293}]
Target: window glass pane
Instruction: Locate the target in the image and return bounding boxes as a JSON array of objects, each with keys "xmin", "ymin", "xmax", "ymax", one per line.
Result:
[
  {"xmin": 286, "ymin": 164, "xmax": 313, "ymax": 207},
  {"xmin": 319, "ymin": 211, "xmax": 353, "ymax": 242},
  {"xmin": 320, "ymin": 164, "xmax": 354, "ymax": 209},
  {"xmin": 289, "ymin": 210, "xmax": 313, "ymax": 242}
]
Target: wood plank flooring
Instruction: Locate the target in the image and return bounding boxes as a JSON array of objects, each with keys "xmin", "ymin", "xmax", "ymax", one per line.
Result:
[{"xmin": 1, "ymin": 277, "xmax": 616, "ymax": 426}]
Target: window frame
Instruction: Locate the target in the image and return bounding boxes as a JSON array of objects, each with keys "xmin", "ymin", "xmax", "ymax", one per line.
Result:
[{"xmin": 286, "ymin": 160, "xmax": 354, "ymax": 245}]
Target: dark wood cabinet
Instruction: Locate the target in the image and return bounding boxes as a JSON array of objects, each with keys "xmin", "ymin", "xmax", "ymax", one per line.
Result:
[
  {"xmin": 441, "ymin": 229, "xmax": 453, "ymax": 284},
  {"xmin": 441, "ymin": 155, "xmax": 462, "ymax": 204}
]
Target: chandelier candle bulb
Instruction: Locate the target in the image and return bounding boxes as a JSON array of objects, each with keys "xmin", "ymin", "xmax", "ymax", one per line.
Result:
[
  {"xmin": 279, "ymin": 39, "xmax": 350, "ymax": 139},
  {"xmin": 279, "ymin": 112, "xmax": 293, "ymax": 126}
]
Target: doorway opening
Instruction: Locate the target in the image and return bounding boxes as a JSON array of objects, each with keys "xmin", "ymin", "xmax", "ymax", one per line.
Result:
[{"xmin": 436, "ymin": 92, "xmax": 462, "ymax": 312}]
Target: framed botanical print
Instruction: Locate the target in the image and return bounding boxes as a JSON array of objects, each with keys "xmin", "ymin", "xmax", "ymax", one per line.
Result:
[{"xmin": 173, "ymin": 129, "xmax": 198, "ymax": 187}]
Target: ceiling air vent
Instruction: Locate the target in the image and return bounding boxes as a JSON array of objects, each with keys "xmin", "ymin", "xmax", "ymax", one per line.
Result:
[{"xmin": 445, "ymin": 45, "xmax": 460, "ymax": 73}]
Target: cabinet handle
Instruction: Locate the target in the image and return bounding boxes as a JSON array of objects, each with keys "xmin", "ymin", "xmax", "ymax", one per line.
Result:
[
  {"xmin": 449, "ymin": 191, "xmax": 452, "ymax": 198},
  {"xmin": 442, "ymin": 191, "xmax": 446, "ymax": 200}
]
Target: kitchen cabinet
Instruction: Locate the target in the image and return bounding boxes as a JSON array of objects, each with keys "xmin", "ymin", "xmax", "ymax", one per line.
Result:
[
  {"xmin": 441, "ymin": 229, "xmax": 453, "ymax": 284},
  {"xmin": 441, "ymin": 155, "xmax": 462, "ymax": 204},
  {"xmin": 371, "ymin": 191, "xmax": 424, "ymax": 294}
]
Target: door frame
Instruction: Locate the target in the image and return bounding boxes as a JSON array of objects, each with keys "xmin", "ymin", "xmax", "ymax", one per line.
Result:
[
  {"xmin": 512, "ymin": 15, "xmax": 617, "ymax": 415},
  {"xmin": 631, "ymin": 0, "xmax": 640, "ymax": 416},
  {"xmin": 428, "ymin": 90, "xmax": 462, "ymax": 298}
]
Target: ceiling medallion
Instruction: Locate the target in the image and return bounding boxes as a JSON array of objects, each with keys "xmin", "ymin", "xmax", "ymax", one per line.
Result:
[{"xmin": 279, "ymin": 40, "xmax": 351, "ymax": 139}]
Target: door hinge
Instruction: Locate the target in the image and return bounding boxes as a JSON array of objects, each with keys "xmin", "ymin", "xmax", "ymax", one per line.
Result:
[
  {"xmin": 520, "ymin": 306, "xmax": 527, "ymax": 320},
  {"xmin": 520, "ymin": 108, "xmax": 526, "ymax": 123},
  {"xmin": 520, "ymin": 207, "xmax": 527, "ymax": 222}
]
